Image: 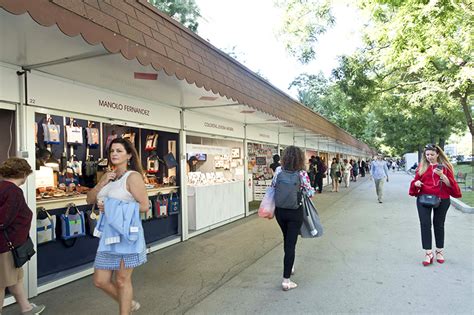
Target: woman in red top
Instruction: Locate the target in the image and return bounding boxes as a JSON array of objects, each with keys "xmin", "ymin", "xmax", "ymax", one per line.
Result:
[
  {"xmin": 0, "ymin": 158, "xmax": 45, "ymax": 314},
  {"xmin": 409, "ymin": 144, "xmax": 461, "ymax": 266}
]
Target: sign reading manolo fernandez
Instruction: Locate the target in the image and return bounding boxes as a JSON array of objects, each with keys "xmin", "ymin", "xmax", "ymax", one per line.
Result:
[{"xmin": 98, "ymin": 99, "xmax": 150, "ymax": 116}]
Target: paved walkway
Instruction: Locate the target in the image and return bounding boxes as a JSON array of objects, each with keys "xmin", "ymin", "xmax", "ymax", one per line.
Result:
[{"xmin": 4, "ymin": 173, "xmax": 473, "ymax": 314}]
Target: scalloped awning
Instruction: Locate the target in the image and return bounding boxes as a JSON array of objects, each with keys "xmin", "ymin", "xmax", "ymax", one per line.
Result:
[{"xmin": 0, "ymin": 0, "xmax": 373, "ymax": 153}]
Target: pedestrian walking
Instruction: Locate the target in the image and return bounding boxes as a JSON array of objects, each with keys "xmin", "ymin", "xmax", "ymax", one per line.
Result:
[
  {"xmin": 330, "ymin": 158, "xmax": 342, "ymax": 192},
  {"xmin": 359, "ymin": 159, "xmax": 366, "ymax": 177},
  {"xmin": 370, "ymin": 154, "xmax": 389, "ymax": 203},
  {"xmin": 314, "ymin": 156, "xmax": 326, "ymax": 193},
  {"xmin": 342, "ymin": 159, "xmax": 352, "ymax": 188},
  {"xmin": 409, "ymin": 144, "xmax": 461, "ymax": 266},
  {"xmin": 351, "ymin": 160, "xmax": 359, "ymax": 182},
  {"xmin": 272, "ymin": 146, "xmax": 314, "ymax": 291},
  {"xmin": 0, "ymin": 158, "xmax": 46, "ymax": 315},
  {"xmin": 87, "ymin": 138, "xmax": 149, "ymax": 314}
]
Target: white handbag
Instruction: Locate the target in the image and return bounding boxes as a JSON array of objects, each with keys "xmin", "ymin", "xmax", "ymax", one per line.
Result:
[
  {"xmin": 66, "ymin": 119, "xmax": 83, "ymax": 144},
  {"xmin": 42, "ymin": 117, "xmax": 61, "ymax": 144},
  {"xmin": 37, "ymin": 208, "xmax": 56, "ymax": 244}
]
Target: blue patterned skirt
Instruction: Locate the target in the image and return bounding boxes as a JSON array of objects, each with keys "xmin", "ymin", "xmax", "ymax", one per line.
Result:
[{"xmin": 94, "ymin": 251, "xmax": 147, "ymax": 270}]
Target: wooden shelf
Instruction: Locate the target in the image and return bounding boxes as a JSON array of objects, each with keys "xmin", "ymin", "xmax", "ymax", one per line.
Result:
[{"xmin": 36, "ymin": 186, "xmax": 179, "ymax": 210}]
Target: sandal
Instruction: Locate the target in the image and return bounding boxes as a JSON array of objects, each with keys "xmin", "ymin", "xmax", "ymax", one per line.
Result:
[
  {"xmin": 422, "ymin": 251, "xmax": 434, "ymax": 266},
  {"xmin": 282, "ymin": 280, "xmax": 298, "ymax": 291},
  {"xmin": 131, "ymin": 300, "xmax": 141, "ymax": 312},
  {"xmin": 435, "ymin": 250, "xmax": 445, "ymax": 264}
]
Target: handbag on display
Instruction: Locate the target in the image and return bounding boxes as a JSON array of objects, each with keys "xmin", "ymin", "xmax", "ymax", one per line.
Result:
[
  {"xmin": 86, "ymin": 204, "xmax": 101, "ymax": 237},
  {"xmin": 36, "ymin": 207, "xmax": 56, "ymax": 244},
  {"xmin": 168, "ymin": 192, "xmax": 180, "ymax": 215},
  {"xmin": 155, "ymin": 193, "xmax": 168, "ymax": 218},
  {"xmin": 105, "ymin": 133, "xmax": 117, "ymax": 151},
  {"xmin": 65, "ymin": 119, "xmax": 84, "ymax": 144},
  {"xmin": 42, "ymin": 116, "xmax": 61, "ymax": 144},
  {"xmin": 86, "ymin": 123, "xmax": 100, "ymax": 147},
  {"xmin": 60, "ymin": 203, "xmax": 86, "ymax": 240},
  {"xmin": 147, "ymin": 154, "xmax": 160, "ymax": 174},
  {"xmin": 122, "ymin": 131, "xmax": 136, "ymax": 144},
  {"xmin": 140, "ymin": 200, "xmax": 154, "ymax": 221},
  {"xmin": 145, "ymin": 133, "xmax": 159, "ymax": 151}
]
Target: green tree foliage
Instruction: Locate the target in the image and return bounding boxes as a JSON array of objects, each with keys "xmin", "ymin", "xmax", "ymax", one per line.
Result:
[
  {"xmin": 281, "ymin": 0, "xmax": 472, "ymax": 154},
  {"xmin": 149, "ymin": 0, "xmax": 200, "ymax": 32},
  {"xmin": 274, "ymin": 0, "xmax": 335, "ymax": 63}
]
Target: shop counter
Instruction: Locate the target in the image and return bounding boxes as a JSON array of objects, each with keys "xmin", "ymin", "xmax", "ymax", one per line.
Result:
[
  {"xmin": 187, "ymin": 181, "xmax": 245, "ymax": 231},
  {"xmin": 37, "ymin": 186, "xmax": 179, "ymax": 210}
]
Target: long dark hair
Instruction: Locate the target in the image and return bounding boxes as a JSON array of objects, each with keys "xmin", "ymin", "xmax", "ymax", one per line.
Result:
[
  {"xmin": 281, "ymin": 146, "xmax": 305, "ymax": 171},
  {"xmin": 108, "ymin": 138, "xmax": 144, "ymax": 174}
]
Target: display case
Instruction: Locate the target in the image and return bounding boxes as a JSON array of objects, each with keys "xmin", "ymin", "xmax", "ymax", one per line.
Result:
[
  {"xmin": 33, "ymin": 111, "xmax": 182, "ymax": 284},
  {"xmin": 186, "ymin": 136, "xmax": 245, "ymax": 232},
  {"xmin": 247, "ymin": 142, "xmax": 278, "ymax": 201}
]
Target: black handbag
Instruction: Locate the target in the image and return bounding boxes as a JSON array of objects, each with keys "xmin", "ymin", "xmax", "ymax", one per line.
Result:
[
  {"xmin": 418, "ymin": 194, "xmax": 441, "ymax": 208},
  {"xmin": 418, "ymin": 179, "xmax": 442, "ymax": 208},
  {"xmin": 2, "ymin": 230, "xmax": 36, "ymax": 268}
]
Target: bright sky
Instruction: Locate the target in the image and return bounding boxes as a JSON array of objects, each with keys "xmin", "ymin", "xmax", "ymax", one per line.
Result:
[{"xmin": 195, "ymin": 0, "xmax": 366, "ymax": 98}]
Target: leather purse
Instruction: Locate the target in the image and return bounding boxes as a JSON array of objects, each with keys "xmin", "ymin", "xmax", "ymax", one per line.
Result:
[
  {"xmin": 86, "ymin": 204, "xmax": 100, "ymax": 237},
  {"xmin": 2, "ymin": 230, "xmax": 35, "ymax": 268},
  {"xmin": 418, "ymin": 194, "xmax": 441, "ymax": 208}
]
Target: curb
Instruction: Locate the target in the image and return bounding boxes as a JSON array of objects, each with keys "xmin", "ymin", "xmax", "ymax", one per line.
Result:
[{"xmin": 451, "ymin": 196, "xmax": 474, "ymax": 214}]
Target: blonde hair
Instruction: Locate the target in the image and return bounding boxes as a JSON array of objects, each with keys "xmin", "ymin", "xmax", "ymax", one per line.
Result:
[{"xmin": 418, "ymin": 144, "xmax": 454, "ymax": 176}]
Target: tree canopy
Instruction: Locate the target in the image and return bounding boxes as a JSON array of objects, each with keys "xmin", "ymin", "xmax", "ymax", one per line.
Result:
[
  {"xmin": 150, "ymin": 0, "xmax": 200, "ymax": 32},
  {"xmin": 278, "ymin": 0, "xmax": 473, "ymax": 155}
]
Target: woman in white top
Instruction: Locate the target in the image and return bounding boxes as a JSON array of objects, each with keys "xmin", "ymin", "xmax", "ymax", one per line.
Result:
[
  {"xmin": 342, "ymin": 159, "xmax": 353, "ymax": 188},
  {"xmin": 87, "ymin": 138, "xmax": 149, "ymax": 315}
]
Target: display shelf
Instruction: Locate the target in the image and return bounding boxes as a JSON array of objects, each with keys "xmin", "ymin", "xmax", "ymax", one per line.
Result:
[{"xmin": 36, "ymin": 186, "xmax": 180, "ymax": 210}]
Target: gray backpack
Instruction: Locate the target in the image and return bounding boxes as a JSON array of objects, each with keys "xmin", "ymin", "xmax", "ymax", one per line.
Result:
[{"xmin": 275, "ymin": 170, "xmax": 303, "ymax": 209}]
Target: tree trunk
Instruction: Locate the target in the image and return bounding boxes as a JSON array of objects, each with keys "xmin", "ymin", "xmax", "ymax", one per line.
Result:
[
  {"xmin": 439, "ymin": 138, "xmax": 445, "ymax": 150},
  {"xmin": 460, "ymin": 90, "xmax": 473, "ymax": 136}
]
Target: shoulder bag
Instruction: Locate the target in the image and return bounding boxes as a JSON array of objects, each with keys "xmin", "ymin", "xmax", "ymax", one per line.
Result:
[
  {"xmin": 418, "ymin": 180, "xmax": 442, "ymax": 208},
  {"xmin": 2, "ymin": 230, "xmax": 35, "ymax": 268},
  {"xmin": 86, "ymin": 204, "xmax": 101, "ymax": 237}
]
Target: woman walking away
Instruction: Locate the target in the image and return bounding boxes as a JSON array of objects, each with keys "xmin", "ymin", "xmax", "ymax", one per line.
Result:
[
  {"xmin": 409, "ymin": 144, "xmax": 461, "ymax": 266},
  {"xmin": 272, "ymin": 146, "xmax": 314, "ymax": 291},
  {"xmin": 342, "ymin": 159, "xmax": 352, "ymax": 188},
  {"xmin": 0, "ymin": 158, "xmax": 45, "ymax": 315},
  {"xmin": 330, "ymin": 158, "xmax": 342, "ymax": 192},
  {"xmin": 87, "ymin": 139, "xmax": 149, "ymax": 314}
]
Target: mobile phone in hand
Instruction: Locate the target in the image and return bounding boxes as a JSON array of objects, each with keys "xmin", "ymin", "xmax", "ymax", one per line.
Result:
[{"xmin": 436, "ymin": 163, "xmax": 444, "ymax": 170}]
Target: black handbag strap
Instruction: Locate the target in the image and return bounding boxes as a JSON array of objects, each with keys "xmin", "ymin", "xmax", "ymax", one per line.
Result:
[{"xmin": 2, "ymin": 229, "xmax": 15, "ymax": 251}]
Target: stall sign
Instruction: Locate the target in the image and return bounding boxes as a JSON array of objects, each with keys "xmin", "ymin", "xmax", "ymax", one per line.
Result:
[
  {"xmin": 184, "ymin": 111, "xmax": 244, "ymax": 138},
  {"xmin": 27, "ymin": 72, "xmax": 180, "ymax": 129},
  {"xmin": 246, "ymin": 125, "xmax": 278, "ymax": 144}
]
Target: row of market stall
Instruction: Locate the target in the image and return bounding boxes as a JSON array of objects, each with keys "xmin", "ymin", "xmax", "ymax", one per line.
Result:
[{"xmin": 0, "ymin": 0, "xmax": 373, "ymax": 304}]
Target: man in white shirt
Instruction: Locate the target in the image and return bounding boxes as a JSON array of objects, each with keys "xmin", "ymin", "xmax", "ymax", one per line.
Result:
[{"xmin": 370, "ymin": 154, "xmax": 389, "ymax": 203}]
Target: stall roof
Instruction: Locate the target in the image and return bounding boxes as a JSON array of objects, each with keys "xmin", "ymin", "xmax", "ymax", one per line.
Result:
[{"xmin": 0, "ymin": 0, "xmax": 373, "ymax": 153}]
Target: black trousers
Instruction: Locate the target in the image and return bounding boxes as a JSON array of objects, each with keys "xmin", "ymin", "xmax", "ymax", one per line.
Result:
[
  {"xmin": 416, "ymin": 198, "xmax": 450, "ymax": 250},
  {"xmin": 315, "ymin": 173, "xmax": 324, "ymax": 193},
  {"xmin": 275, "ymin": 206, "xmax": 303, "ymax": 278}
]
